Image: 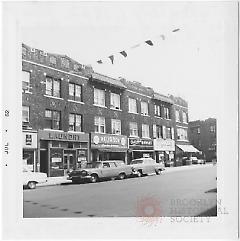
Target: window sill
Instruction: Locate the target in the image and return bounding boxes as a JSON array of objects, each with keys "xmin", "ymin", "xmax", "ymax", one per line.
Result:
[
  {"xmin": 93, "ymin": 104, "xmax": 107, "ymax": 109},
  {"xmin": 94, "ymin": 131, "xmax": 106, "ymax": 134},
  {"xmin": 129, "ymin": 135, "xmax": 139, "ymax": 138},
  {"xmin": 44, "ymin": 95, "xmax": 64, "ymax": 100},
  {"xmin": 68, "ymin": 99, "xmax": 84, "ymax": 105},
  {"xmin": 128, "ymin": 111, "xmax": 138, "ymax": 115},
  {"xmin": 43, "ymin": 129, "xmax": 64, "ymax": 132},
  {"xmin": 141, "ymin": 114, "xmax": 150, "ymax": 117},
  {"xmin": 177, "ymin": 139, "xmax": 189, "ymax": 142},
  {"xmin": 67, "ymin": 131, "xmax": 85, "ymax": 134},
  {"xmin": 142, "ymin": 137, "xmax": 151, "ymax": 139},
  {"xmin": 22, "ymin": 91, "xmax": 32, "ymax": 94},
  {"xmin": 111, "ymin": 133, "xmax": 122, "ymax": 136},
  {"xmin": 110, "ymin": 108, "xmax": 122, "ymax": 112}
]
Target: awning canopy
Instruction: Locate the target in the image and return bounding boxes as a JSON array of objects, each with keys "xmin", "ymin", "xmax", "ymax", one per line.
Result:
[
  {"xmin": 94, "ymin": 148, "xmax": 128, "ymax": 153},
  {"xmin": 176, "ymin": 144, "xmax": 200, "ymax": 153}
]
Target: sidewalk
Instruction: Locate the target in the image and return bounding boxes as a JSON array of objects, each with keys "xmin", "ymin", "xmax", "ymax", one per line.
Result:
[{"xmin": 37, "ymin": 163, "xmax": 213, "ymax": 188}]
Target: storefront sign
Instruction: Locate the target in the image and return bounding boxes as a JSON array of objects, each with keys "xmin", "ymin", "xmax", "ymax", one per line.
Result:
[
  {"xmin": 91, "ymin": 133, "xmax": 127, "ymax": 149},
  {"xmin": 22, "ymin": 132, "xmax": 37, "ymax": 148},
  {"xmin": 38, "ymin": 130, "xmax": 89, "ymax": 142},
  {"xmin": 154, "ymin": 139, "xmax": 175, "ymax": 151},
  {"xmin": 128, "ymin": 137, "xmax": 154, "ymax": 150}
]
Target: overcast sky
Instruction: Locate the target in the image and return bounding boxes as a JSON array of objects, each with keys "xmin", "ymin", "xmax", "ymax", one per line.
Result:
[{"xmin": 16, "ymin": 1, "xmax": 228, "ymax": 121}]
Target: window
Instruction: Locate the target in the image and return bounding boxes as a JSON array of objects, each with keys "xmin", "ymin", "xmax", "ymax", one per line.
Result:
[
  {"xmin": 129, "ymin": 122, "xmax": 138, "ymax": 137},
  {"xmin": 94, "ymin": 88, "xmax": 105, "ymax": 106},
  {"xmin": 69, "ymin": 114, "xmax": 82, "ymax": 132},
  {"xmin": 175, "ymin": 110, "xmax": 180, "ymax": 122},
  {"xmin": 69, "ymin": 83, "xmax": 82, "ymax": 102},
  {"xmin": 163, "ymin": 106, "xmax": 170, "ymax": 119},
  {"xmin": 197, "ymin": 127, "xmax": 201, "ymax": 134},
  {"xmin": 141, "ymin": 102, "xmax": 149, "ymax": 115},
  {"xmin": 46, "ymin": 77, "xmax": 61, "ymax": 97},
  {"xmin": 210, "ymin": 125, "xmax": 216, "ymax": 133},
  {"xmin": 45, "ymin": 110, "xmax": 61, "ymax": 130},
  {"xmin": 154, "ymin": 105, "xmax": 161, "ymax": 117},
  {"xmin": 22, "ymin": 106, "xmax": 29, "ymax": 122},
  {"xmin": 166, "ymin": 127, "xmax": 172, "ymax": 139},
  {"xmin": 129, "ymin": 98, "xmax": 137, "ymax": 113},
  {"xmin": 61, "ymin": 58, "xmax": 70, "ymax": 68},
  {"xmin": 153, "ymin": 124, "xmax": 164, "ymax": 138},
  {"xmin": 22, "ymin": 71, "xmax": 31, "ymax": 92},
  {"xmin": 22, "ymin": 47, "xmax": 27, "ymax": 56},
  {"xmin": 142, "ymin": 124, "xmax": 150, "ymax": 138},
  {"xmin": 182, "ymin": 111, "xmax": 187, "ymax": 123},
  {"xmin": 177, "ymin": 128, "xmax": 188, "ymax": 141},
  {"xmin": 110, "ymin": 93, "xmax": 121, "ymax": 110},
  {"xmin": 94, "ymin": 116, "xmax": 105, "ymax": 133},
  {"xmin": 111, "ymin": 119, "xmax": 121, "ymax": 135},
  {"xmin": 49, "ymin": 56, "xmax": 57, "ymax": 65}
]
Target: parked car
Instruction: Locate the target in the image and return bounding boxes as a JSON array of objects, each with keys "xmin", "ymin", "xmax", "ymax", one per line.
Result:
[
  {"xmin": 68, "ymin": 160, "xmax": 137, "ymax": 184},
  {"xmin": 129, "ymin": 158, "xmax": 165, "ymax": 176},
  {"xmin": 192, "ymin": 157, "xmax": 206, "ymax": 164},
  {"xmin": 23, "ymin": 167, "xmax": 47, "ymax": 189}
]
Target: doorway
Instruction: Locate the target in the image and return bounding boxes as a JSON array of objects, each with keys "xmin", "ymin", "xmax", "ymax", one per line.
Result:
[{"xmin": 63, "ymin": 150, "xmax": 76, "ymax": 175}]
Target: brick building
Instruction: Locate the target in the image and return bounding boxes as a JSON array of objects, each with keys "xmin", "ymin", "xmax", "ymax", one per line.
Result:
[
  {"xmin": 188, "ymin": 118, "xmax": 217, "ymax": 162},
  {"xmin": 22, "ymin": 43, "xmax": 190, "ymax": 176}
]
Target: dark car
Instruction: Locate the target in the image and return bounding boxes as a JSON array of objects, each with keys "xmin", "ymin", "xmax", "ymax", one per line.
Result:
[
  {"xmin": 68, "ymin": 160, "xmax": 136, "ymax": 183},
  {"xmin": 130, "ymin": 157, "xmax": 165, "ymax": 176}
]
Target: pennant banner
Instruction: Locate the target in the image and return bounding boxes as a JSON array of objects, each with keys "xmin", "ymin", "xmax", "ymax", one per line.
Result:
[
  {"xmin": 108, "ymin": 55, "xmax": 114, "ymax": 64},
  {"xmin": 145, "ymin": 40, "xmax": 154, "ymax": 46},
  {"xmin": 97, "ymin": 60, "xmax": 103, "ymax": 64},
  {"xmin": 120, "ymin": 51, "xmax": 127, "ymax": 57}
]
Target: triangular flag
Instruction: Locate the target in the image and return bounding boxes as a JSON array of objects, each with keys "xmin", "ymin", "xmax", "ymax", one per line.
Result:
[
  {"xmin": 97, "ymin": 60, "xmax": 103, "ymax": 64},
  {"xmin": 145, "ymin": 40, "xmax": 154, "ymax": 46},
  {"xmin": 120, "ymin": 51, "xmax": 127, "ymax": 57},
  {"xmin": 172, "ymin": 28, "xmax": 180, "ymax": 32},
  {"xmin": 109, "ymin": 55, "xmax": 114, "ymax": 64}
]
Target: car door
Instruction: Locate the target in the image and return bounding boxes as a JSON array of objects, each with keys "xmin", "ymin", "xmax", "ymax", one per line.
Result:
[{"xmin": 101, "ymin": 162, "xmax": 113, "ymax": 178}]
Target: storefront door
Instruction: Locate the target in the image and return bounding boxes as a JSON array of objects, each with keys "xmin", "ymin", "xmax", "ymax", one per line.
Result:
[{"xmin": 63, "ymin": 150, "xmax": 76, "ymax": 174}]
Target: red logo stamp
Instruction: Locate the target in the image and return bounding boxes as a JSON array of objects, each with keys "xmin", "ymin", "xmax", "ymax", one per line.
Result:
[{"xmin": 136, "ymin": 196, "xmax": 162, "ymax": 226}]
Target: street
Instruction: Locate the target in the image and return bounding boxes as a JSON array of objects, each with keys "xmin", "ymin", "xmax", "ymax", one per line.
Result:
[{"xmin": 23, "ymin": 165, "xmax": 217, "ymax": 218}]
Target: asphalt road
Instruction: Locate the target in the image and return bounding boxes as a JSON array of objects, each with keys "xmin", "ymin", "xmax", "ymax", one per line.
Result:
[{"xmin": 23, "ymin": 165, "xmax": 217, "ymax": 218}]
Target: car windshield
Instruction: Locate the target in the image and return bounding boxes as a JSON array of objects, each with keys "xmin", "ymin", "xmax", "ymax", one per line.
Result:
[
  {"xmin": 131, "ymin": 159, "xmax": 143, "ymax": 164},
  {"xmin": 86, "ymin": 162, "xmax": 102, "ymax": 169}
]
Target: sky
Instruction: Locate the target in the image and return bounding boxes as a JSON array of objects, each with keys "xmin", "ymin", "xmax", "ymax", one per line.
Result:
[{"xmin": 14, "ymin": 1, "xmax": 228, "ymax": 121}]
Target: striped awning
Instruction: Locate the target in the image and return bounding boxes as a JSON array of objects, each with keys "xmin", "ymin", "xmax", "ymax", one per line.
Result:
[{"xmin": 176, "ymin": 144, "xmax": 200, "ymax": 153}]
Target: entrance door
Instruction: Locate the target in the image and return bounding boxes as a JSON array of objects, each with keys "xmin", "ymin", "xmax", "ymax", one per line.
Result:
[{"xmin": 63, "ymin": 152, "xmax": 76, "ymax": 175}]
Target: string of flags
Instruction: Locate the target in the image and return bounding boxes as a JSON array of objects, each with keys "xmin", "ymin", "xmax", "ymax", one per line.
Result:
[{"xmin": 96, "ymin": 28, "xmax": 180, "ymax": 65}]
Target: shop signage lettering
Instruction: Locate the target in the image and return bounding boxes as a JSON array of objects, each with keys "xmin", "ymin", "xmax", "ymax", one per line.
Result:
[
  {"xmin": 91, "ymin": 133, "xmax": 127, "ymax": 148},
  {"xmin": 153, "ymin": 139, "xmax": 175, "ymax": 151},
  {"xmin": 22, "ymin": 132, "xmax": 37, "ymax": 148},
  {"xmin": 25, "ymin": 134, "xmax": 32, "ymax": 145},
  {"xmin": 48, "ymin": 132, "xmax": 82, "ymax": 141},
  {"xmin": 129, "ymin": 138, "xmax": 153, "ymax": 147}
]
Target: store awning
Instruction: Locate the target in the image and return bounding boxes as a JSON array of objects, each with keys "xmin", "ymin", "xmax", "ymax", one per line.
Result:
[
  {"xmin": 176, "ymin": 144, "xmax": 200, "ymax": 153},
  {"xmin": 96, "ymin": 148, "xmax": 128, "ymax": 153}
]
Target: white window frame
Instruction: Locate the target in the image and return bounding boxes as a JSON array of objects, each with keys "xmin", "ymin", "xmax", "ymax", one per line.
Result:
[
  {"xmin": 142, "ymin": 124, "xmax": 150, "ymax": 138},
  {"xmin": 177, "ymin": 128, "xmax": 188, "ymax": 141},
  {"xmin": 111, "ymin": 119, "xmax": 121, "ymax": 135},
  {"xmin": 129, "ymin": 98, "xmax": 137, "ymax": 113},
  {"xmin": 182, "ymin": 111, "xmax": 187, "ymax": 123},
  {"xmin": 110, "ymin": 93, "xmax": 121, "ymax": 110},
  {"xmin": 94, "ymin": 88, "xmax": 105, "ymax": 107},
  {"xmin": 94, "ymin": 116, "xmax": 105, "ymax": 133},
  {"xmin": 175, "ymin": 110, "xmax": 180, "ymax": 122},
  {"xmin": 22, "ymin": 106, "xmax": 29, "ymax": 122},
  {"xmin": 141, "ymin": 101, "xmax": 149, "ymax": 115},
  {"xmin": 22, "ymin": 71, "xmax": 31, "ymax": 93},
  {"xmin": 129, "ymin": 122, "xmax": 138, "ymax": 137}
]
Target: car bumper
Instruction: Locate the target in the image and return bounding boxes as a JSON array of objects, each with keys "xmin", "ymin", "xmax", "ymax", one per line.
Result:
[{"xmin": 68, "ymin": 175, "xmax": 92, "ymax": 181}]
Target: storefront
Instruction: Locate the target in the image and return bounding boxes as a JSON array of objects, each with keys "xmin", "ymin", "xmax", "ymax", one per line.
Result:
[
  {"xmin": 38, "ymin": 130, "xmax": 89, "ymax": 177},
  {"xmin": 176, "ymin": 144, "xmax": 200, "ymax": 166},
  {"xmin": 128, "ymin": 137, "xmax": 154, "ymax": 163},
  {"xmin": 22, "ymin": 130, "xmax": 38, "ymax": 171},
  {"xmin": 90, "ymin": 133, "xmax": 128, "ymax": 163},
  {"xmin": 153, "ymin": 139, "xmax": 175, "ymax": 166}
]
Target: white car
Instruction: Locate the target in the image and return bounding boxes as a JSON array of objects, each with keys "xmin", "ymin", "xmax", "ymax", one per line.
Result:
[{"xmin": 23, "ymin": 167, "xmax": 47, "ymax": 189}]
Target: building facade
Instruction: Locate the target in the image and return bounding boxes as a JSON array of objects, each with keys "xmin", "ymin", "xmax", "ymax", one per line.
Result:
[
  {"xmin": 188, "ymin": 118, "xmax": 217, "ymax": 162},
  {"xmin": 22, "ymin": 43, "xmax": 194, "ymax": 176}
]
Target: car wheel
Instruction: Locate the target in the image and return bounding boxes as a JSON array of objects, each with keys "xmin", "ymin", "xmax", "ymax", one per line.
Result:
[
  {"xmin": 155, "ymin": 169, "xmax": 161, "ymax": 175},
  {"xmin": 118, "ymin": 173, "xmax": 126, "ymax": 180},
  {"xmin": 138, "ymin": 170, "xmax": 144, "ymax": 177},
  {"xmin": 90, "ymin": 174, "xmax": 98, "ymax": 183},
  {"xmin": 27, "ymin": 181, "xmax": 36, "ymax": 189}
]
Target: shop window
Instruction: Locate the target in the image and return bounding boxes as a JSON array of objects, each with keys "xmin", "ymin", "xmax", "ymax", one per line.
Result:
[
  {"xmin": 22, "ymin": 106, "xmax": 29, "ymax": 123},
  {"xmin": 110, "ymin": 93, "xmax": 121, "ymax": 110},
  {"xmin": 154, "ymin": 104, "xmax": 161, "ymax": 117},
  {"xmin": 163, "ymin": 106, "xmax": 170, "ymax": 119},
  {"xmin": 45, "ymin": 109, "xmax": 61, "ymax": 130},
  {"xmin": 141, "ymin": 102, "xmax": 149, "ymax": 115},
  {"xmin": 94, "ymin": 88, "xmax": 105, "ymax": 106},
  {"xmin": 69, "ymin": 83, "xmax": 82, "ymax": 102},
  {"xmin": 22, "ymin": 70, "xmax": 31, "ymax": 93},
  {"xmin": 49, "ymin": 56, "xmax": 57, "ymax": 65},
  {"xmin": 175, "ymin": 110, "xmax": 180, "ymax": 122},
  {"xmin": 129, "ymin": 98, "xmax": 137, "ymax": 113},
  {"xmin": 61, "ymin": 58, "xmax": 70, "ymax": 68},
  {"xmin": 111, "ymin": 119, "xmax": 121, "ymax": 135},
  {"xmin": 129, "ymin": 122, "xmax": 138, "ymax": 137},
  {"xmin": 182, "ymin": 111, "xmax": 188, "ymax": 123},
  {"xmin": 68, "ymin": 142, "xmax": 74, "ymax": 148},
  {"xmin": 142, "ymin": 124, "xmax": 150, "ymax": 138},
  {"xmin": 94, "ymin": 116, "xmax": 105, "ymax": 133},
  {"xmin": 52, "ymin": 141, "xmax": 60, "ymax": 147},
  {"xmin": 46, "ymin": 77, "xmax": 61, "ymax": 98},
  {"xmin": 23, "ymin": 150, "xmax": 34, "ymax": 171},
  {"xmin": 69, "ymin": 113, "xmax": 82, "ymax": 132}
]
